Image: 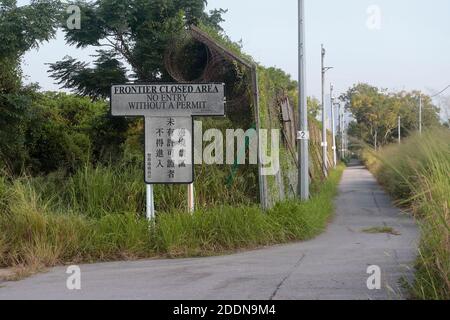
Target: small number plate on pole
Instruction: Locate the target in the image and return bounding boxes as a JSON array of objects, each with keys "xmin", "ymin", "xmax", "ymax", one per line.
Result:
[{"xmin": 297, "ymin": 131, "xmax": 310, "ymax": 140}]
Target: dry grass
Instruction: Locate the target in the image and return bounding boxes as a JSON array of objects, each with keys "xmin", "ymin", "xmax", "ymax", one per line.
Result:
[
  {"xmin": 0, "ymin": 165, "xmax": 345, "ymax": 274},
  {"xmin": 362, "ymin": 128, "xmax": 450, "ymax": 300},
  {"xmin": 362, "ymin": 226, "xmax": 401, "ymax": 236}
]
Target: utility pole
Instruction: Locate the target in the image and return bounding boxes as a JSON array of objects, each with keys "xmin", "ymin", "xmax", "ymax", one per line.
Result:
[
  {"xmin": 343, "ymin": 119, "xmax": 347, "ymax": 159},
  {"xmin": 330, "ymin": 84, "xmax": 337, "ymax": 168},
  {"xmin": 419, "ymin": 93, "xmax": 423, "ymax": 134},
  {"xmin": 398, "ymin": 116, "xmax": 401, "ymax": 144},
  {"xmin": 297, "ymin": 0, "xmax": 309, "ymax": 200},
  {"xmin": 342, "ymin": 120, "xmax": 345, "ymax": 159},
  {"xmin": 321, "ymin": 45, "xmax": 332, "ymax": 176},
  {"xmin": 339, "ymin": 104, "xmax": 344, "ymax": 160}
]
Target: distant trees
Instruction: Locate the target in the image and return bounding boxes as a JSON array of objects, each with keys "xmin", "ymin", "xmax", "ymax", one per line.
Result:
[
  {"xmin": 341, "ymin": 83, "xmax": 441, "ymax": 149},
  {"xmin": 307, "ymin": 97, "xmax": 321, "ymax": 119}
]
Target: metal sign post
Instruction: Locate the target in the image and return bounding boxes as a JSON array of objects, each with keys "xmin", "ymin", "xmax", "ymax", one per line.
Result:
[
  {"xmin": 146, "ymin": 184, "xmax": 155, "ymax": 219},
  {"xmin": 111, "ymin": 83, "xmax": 225, "ymax": 219},
  {"xmin": 188, "ymin": 183, "xmax": 195, "ymax": 214},
  {"xmin": 419, "ymin": 93, "xmax": 423, "ymax": 135}
]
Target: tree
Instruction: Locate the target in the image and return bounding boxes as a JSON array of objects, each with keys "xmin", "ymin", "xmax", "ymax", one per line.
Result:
[
  {"xmin": 0, "ymin": 0, "xmax": 60, "ymax": 172},
  {"xmin": 0, "ymin": 0, "xmax": 60, "ymax": 59},
  {"xmin": 307, "ymin": 97, "xmax": 320, "ymax": 119},
  {"xmin": 45, "ymin": 1, "xmax": 227, "ymax": 167},
  {"xmin": 393, "ymin": 91, "xmax": 440, "ymax": 136},
  {"xmin": 340, "ymin": 84, "xmax": 394, "ymax": 149},
  {"xmin": 340, "ymin": 83, "xmax": 441, "ymax": 149},
  {"xmin": 48, "ymin": 50, "xmax": 128, "ymax": 100},
  {"xmin": 48, "ymin": 0, "xmax": 225, "ymax": 98}
]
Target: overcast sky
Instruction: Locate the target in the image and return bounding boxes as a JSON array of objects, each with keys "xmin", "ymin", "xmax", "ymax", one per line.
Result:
[{"xmin": 18, "ymin": 0, "xmax": 450, "ymax": 119}]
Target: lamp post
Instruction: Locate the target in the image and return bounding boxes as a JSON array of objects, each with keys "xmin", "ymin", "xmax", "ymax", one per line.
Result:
[
  {"xmin": 330, "ymin": 84, "xmax": 337, "ymax": 168},
  {"xmin": 340, "ymin": 105, "xmax": 345, "ymax": 159},
  {"xmin": 297, "ymin": 0, "xmax": 309, "ymax": 200},
  {"xmin": 321, "ymin": 44, "xmax": 333, "ymax": 176},
  {"xmin": 419, "ymin": 93, "xmax": 423, "ymax": 135}
]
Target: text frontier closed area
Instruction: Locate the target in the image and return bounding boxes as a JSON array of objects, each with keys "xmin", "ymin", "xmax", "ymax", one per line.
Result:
[{"xmin": 111, "ymin": 83, "xmax": 225, "ymax": 117}]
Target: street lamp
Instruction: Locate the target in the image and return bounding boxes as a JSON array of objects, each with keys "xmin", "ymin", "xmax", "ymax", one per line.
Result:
[
  {"xmin": 419, "ymin": 93, "xmax": 422, "ymax": 135},
  {"xmin": 321, "ymin": 44, "xmax": 333, "ymax": 176},
  {"xmin": 330, "ymin": 85, "xmax": 337, "ymax": 168}
]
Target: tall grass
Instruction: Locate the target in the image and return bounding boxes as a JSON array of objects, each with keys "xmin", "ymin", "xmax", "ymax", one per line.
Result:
[
  {"xmin": 0, "ymin": 178, "xmax": 153, "ymax": 267},
  {"xmin": 0, "ymin": 163, "xmax": 344, "ymax": 271},
  {"xmin": 153, "ymin": 167, "xmax": 342, "ymax": 257},
  {"xmin": 26, "ymin": 160, "xmax": 257, "ymax": 217},
  {"xmin": 362, "ymin": 128, "xmax": 450, "ymax": 300}
]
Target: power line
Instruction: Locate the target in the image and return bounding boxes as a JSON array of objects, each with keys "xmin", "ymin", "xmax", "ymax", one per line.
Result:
[{"xmin": 430, "ymin": 85, "xmax": 450, "ymax": 98}]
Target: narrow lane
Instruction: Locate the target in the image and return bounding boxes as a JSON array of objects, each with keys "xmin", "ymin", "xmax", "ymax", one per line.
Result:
[{"xmin": 0, "ymin": 161, "xmax": 418, "ymax": 300}]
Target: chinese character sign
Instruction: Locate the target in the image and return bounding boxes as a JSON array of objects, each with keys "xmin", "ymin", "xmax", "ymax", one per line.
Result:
[{"xmin": 145, "ymin": 117, "xmax": 193, "ymax": 184}]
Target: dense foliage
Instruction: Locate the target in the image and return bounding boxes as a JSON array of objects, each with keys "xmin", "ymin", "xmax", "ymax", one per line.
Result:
[
  {"xmin": 0, "ymin": 0, "xmax": 60, "ymax": 172},
  {"xmin": 49, "ymin": 0, "xmax": 225, "ymax": 97},
  {"xmin": 0, "ymin": 0, "xmax": 227, "ymax": 174}
]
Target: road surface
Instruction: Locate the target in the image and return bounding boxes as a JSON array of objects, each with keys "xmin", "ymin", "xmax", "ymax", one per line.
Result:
[{"xmin": 0, "ymin": 161, "xmax": 418, "ymax": 300}]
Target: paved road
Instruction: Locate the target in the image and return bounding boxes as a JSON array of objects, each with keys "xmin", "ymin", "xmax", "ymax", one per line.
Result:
[{"xmin": 0, "ymin": 162, "xmax": 418, "ymax": 300}]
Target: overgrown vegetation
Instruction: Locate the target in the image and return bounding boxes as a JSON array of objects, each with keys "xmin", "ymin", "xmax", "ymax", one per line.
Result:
[
  {"xmin": 0, "ymin": 165, "xmax": 344, "ymax": 271},
  {"xmin": 361, "ymin": 128, "xmax": 450, "ymax": 300},
  {"xmin": 0, "ymin": 0, "xmax": 346, "ymax": 278}
]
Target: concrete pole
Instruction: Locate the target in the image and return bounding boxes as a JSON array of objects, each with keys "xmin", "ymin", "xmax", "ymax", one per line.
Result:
[
  {"xmin": 419, "ymin": 94, "xmax": 423, "ymax": 135},
  {"xmin": 398, "ymin": 116, "xmax": 401, "ymax": 144},
  {"xmin": 321, "ymin": 44, "xmax": 328, "ymax": 177},
  {"xmin": 343, "ymin": 119, "xmax": 347, "ymax": 159},
  {"xmin": 298, "ymin": 0, "xmax": 309, "ymax": 200},
  {"xmin": 330, "ymin": 85, "xmax": 337, "ymax": 168},
  {"xmin": 340, "ymin": 104, "xmax": 344, "ymax": 159}
]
